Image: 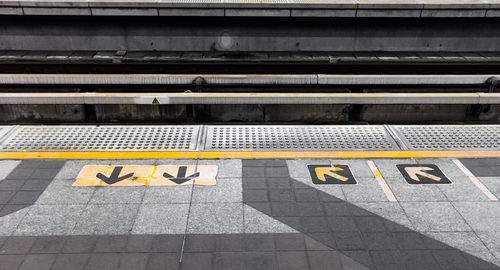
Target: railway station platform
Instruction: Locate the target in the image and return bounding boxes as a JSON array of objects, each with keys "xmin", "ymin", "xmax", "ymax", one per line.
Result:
[{"xmin": 1, "ymin": 124, "xmax": 500, "ymax": 269}]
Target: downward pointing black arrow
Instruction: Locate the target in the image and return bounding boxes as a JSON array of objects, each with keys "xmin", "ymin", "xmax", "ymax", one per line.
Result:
[
  {"xmin": 163, "ymin": 166, "xmax": 200, "ymax": 184},
  {"xmin": 96, "ymin": 166, "xmax": 134, "ymax": 185}
]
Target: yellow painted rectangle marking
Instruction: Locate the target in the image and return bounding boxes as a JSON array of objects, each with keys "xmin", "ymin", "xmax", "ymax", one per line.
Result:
[
  {"xmin": 73, "ymin": 165, "xmax": 153, "ymax": 186},
  {"xmin": 73, "ymin": 164, "xmax": 218, "ymax": 187},
  {"xmin": 193, "ymin": 165, "xmax": 218, "ymax": 186},
  {"xmin": 152, "ymin": 165, "xmax": 198, "ymax": 186}
]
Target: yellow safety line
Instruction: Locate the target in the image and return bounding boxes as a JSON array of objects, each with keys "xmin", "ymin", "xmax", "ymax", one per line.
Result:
[{"xmin": 1, "ymin": 150, "xmax": 500, "ymax": 159}]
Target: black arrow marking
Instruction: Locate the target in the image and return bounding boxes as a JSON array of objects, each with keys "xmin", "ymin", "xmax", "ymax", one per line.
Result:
[
  {"xmin": 163, "ymin": 166, "xmax": 200, "ymax": 184},
  {"xmin": 96, "ymin": 166, "xmax": 134, "ymax": 185}
]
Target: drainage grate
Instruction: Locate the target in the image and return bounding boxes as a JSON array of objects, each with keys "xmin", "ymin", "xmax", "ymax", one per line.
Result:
[
  {"xmin": 205, "ymin": 125, "xmax": 399, "ymax": 151},
  {"xmin": 392, "ymin": 125, "xmax": 500, "ymax": 150},
  {"xmin": 0, "ymin": 126, "xmax": 200, "ymax": 151}
]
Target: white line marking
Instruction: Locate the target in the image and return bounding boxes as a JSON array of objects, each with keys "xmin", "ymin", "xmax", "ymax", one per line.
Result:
[
  {"xmin": 453, "ymin": 159, "xmax": 499, "ymax": 201},
  {"xmin": 367, "ymin": 160, "xmax": 397, "ymax": 202}
]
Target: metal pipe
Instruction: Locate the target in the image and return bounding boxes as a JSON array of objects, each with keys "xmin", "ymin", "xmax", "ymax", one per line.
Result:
[
  {"xmin": 0, "ymin": 74, "xmax": 496, "ymax": 85},
  {"xmin": 2, "ymin": 92, "xmax": 500, "ymax": 104}
]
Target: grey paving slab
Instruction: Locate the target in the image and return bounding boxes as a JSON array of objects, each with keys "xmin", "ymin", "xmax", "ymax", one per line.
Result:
[
  {"xmin": 52, "ymin": 253, "xmax": 89, "ymax": 270},
  {"xmin": 353, "ymin": 202, "xmax": 415, "ymax": 231},
  {"xmin": 9, "ymin": 191, "xmax": 42, "ymax": 204},
  {"xmin": 460, "ymin": 158, "xmax": 500, "ymax": 177},
  {"xmin": 0, "ymin": 254, "xmax": 25, "ymax": 270},
  {"xmin": 425, "ymin": 231, "xmax": 498, "ymax": 265},
  {"xmin": 197, "ymin": 159, "xmax": 240, "ymax": 178},
  {"xmin": 288, "ymin": 176, "xmax": 346, "ymax": 201},
  {"xmin": 342, "ymin": 177, "xmax": 388, "ymax": 202},
  {"xmin": 478, "ymin": 177, "xmax": 500, "ymax": 199},
  {"xmin": 0, "ymin": 161, "xmax": 21, "ymax": 181},
  {"xmin": 146, "ymin": 252, "xmax": 179, "ymax": 270},
  {"xmin": 401, "ymin": 202, "xmax": 472, "ymax": 232},
  {"xmin": 476, "ymin": 231, "xmax": 500, "ymax": 253},
  {"xmin": 243, "ymin": 205, "xmax": 297, "ymax": 234},
  {"xmin": 192, "ymin": 178, "xmax": 242, "ymax": 203},
  {"xmin": 453, "ymin": 201, "xmax": 500, "ymax": 232},
  {"xmin": 54, "ymin": 160, "xmax": 110, "ymax": 180},
  {"xmin": 0, "ymin": 205, "xmax": 29, "ymax": 217},
  {"xmin": 384, "ymin": 177, "xmax": 448, "ymax": 202},
  {"xmin": 62, "ymin": 235, "xmax": 98, "ymax": 253},
  {"xmin": 142, "ymin": 186, "xmax": 192, "ymax": 204},
  {"xmin": 0, "ymin": 235, "xmax": 35, "ymax": 254},
  {"xmin": 30, "ymin": 236, "xmax": 66, "ymax": 254},
  {"xmin": 132, "ymin": 204, "xmax": 189, "ymax": 234},
  {"xmin": 187, "ymin": 203, "xmax": 243, "ymax": 234},
  {"xmin": 84, "ymin": 253, "xmax": 120, "ymax": 270},
  {"xmin": 14, "ymin": 204, "xmax": 85, "ymax": 236},
  {"xmin": 89, "ymin": 187, "xmax": 145, "ymax": 204},
  {"xmin": 419, "ymin": 159, "xmax": 492, "ymax": 201},
  {"xmin": 150, "ymin": 234, "xmax": 183, "ymax": 252},
  {"xmin": 0, "ymin": 207, "xmax": 31, "ymax": 236},
  {"xmin": 19, "ymin": 254, "xmax": 56, "ymax": 270},
  {"xmin": 36, "ymin": 179, "xmax": 95, "ymax": 205},
  {"xmin": 72, "ymin": 204, "xmax": 140, "ymax": 235}
]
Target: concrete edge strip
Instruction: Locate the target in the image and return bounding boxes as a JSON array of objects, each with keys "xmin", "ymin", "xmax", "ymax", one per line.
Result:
[
  {"xmin": 0, "ymin": 126, "xmax": 17, "ymax": 143},
  {"xmin": 2, "ymin": 92, "xmax": 500, "ymax": 105},
  {"xmin": 3, "ymin": 150, "xmax": 500, "ymax": 159},
  {"xmin": 366, "ymin": 160, "xmax": 397, "ymax": 202},
  {"xmin": 383, "ymin": 125, "xmax": 409, "ymax": 150},
  {"xmin": 452, "ymin": 159, "xmax": 499, "ymax": 201}
]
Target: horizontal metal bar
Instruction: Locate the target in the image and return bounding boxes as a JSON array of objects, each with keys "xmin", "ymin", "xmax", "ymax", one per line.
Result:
[
  {"xmin": 317, "ymin": 75, "xmax": 497, "ymax": 85},
  {"xmin": 0, "ymin": 74, "xmax": 318, "ymax": 85},
  {"xmin": 0, "ymin": 74, "xmax": 496, "ymax": 85},
  {"xmin": 2, "ymin": 92, "xmax": 500, "ymax": 104}
]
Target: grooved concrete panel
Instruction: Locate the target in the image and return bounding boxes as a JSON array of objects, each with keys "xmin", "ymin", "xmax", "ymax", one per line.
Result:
[
  {"xmin": 205, "ymin": 125, "xmax": 399, "ymax": 151},
  {"xmin": 392, "ymin": 125, "xmax": 500, "ymax": 150},
  {"xmin": 0, "ymin": 126, "xmax": 200, "ymax": 151}
]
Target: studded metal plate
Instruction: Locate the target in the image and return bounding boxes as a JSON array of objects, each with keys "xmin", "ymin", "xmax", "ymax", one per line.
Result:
[
  {"xmin": 0, "ymin": 126, "xmax": 200, "ymax": 151},
  {"xmin": 392, "ymin": 125, "xmax": 500, "ymax": 150},
  {"xmin": 205, "ymin": 125, "xmax": 399, "ymax": 151}
]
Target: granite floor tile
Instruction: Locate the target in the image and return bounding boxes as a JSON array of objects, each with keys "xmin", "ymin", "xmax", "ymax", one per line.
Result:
[{"xmin": 132, "ymin": 204, "xmax": 189, "ymax": 234}]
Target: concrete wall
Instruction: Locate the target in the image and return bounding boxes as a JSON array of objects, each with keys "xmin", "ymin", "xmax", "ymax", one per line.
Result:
[
  {"xmin": 1, "ymin": 104, "xmax": 498, "ymax": 123},
  {"xmin": 1, "ymin": 17, "xmax": 500, "ymax": 52}
]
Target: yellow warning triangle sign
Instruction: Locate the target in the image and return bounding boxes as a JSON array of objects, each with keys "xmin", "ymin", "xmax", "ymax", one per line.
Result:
[{"xmin": 152, "ymin": 98, "xmax": 160, "ymax": 105}]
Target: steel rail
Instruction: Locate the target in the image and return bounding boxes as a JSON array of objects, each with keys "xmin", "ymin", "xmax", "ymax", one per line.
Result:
[{"xmin": 2, "ymin": 92, "xmax": 500, "ymax": 104}]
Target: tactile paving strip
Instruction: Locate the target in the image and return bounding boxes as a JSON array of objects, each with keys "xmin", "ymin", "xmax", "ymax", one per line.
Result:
[
  {"xmin": 0, "ymin": 126, "xmax": 200, "ymax": 151},
  {"xmin": 392, "ymin": 125, "xmax": 500, "ymax": 150},
  {"xmin": 205, "ymin": 125, "xmax": 399, "ymax": 151}
]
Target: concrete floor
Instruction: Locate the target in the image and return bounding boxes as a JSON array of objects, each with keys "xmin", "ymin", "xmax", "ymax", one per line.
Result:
[{"xmin": 1, "ymin": 158, "xmax": 500, "ymax": 269}]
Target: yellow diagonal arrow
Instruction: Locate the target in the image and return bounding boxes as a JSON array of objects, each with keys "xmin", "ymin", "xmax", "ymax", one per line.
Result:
[
  {"xmin": 405, "ymin": 167, "xmax": 442, "ymax": 182},
  {"xmin": 315, "ymin": 166, "xmax": 349, "ymax": 182}
]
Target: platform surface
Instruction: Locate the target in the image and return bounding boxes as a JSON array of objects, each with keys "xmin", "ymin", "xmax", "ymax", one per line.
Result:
[
  {"xmin": 1, "ymin": 157, "xmax": 500, "ymax": 269},
  {"xmin": 1, "ymin": 124, "xmax": 500, "ymax": 269}
]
